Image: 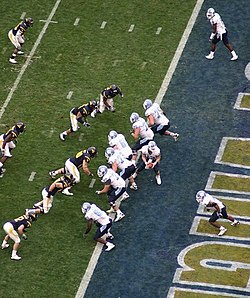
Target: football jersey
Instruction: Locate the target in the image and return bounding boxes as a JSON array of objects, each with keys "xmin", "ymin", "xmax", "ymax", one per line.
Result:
[
  {"xmin": 202, "ymin": 193, "xmax": 225, "ymax": 209},
  {"xmin": 108, "ymin": 151, "xmax": 133, "ymax": 170},
  {"xmin": 102, "ymin": 85, "xmax": 122, "ymax": 99},
  {"xmin": 209, "ymin": 13, "xmax": 226, "ymax": 34},
  {"xmin": 10, "ymin": 215, "xmax": 32, "ymax": 230},
  {"xmin": 145, "ymin": 103, "xmax": 169, "ymax": 125},
  {"xmin": 132, "ymin": 117, "xmax": 154, "ymax": 139},
  {"xmin": 101, "ymin": 168, "xmax": 125, "ymax": 188},
  {"xmin": 12, "ymin": 20, "xmax": 29, "ymax": 37},
  {"xmin": 85, "ymin": 204, "xmax": 111, "ymax": 225},
  {"xmin": 69, "ymin": 150, "xmax": 91, "ymax": 168},
  {"xmin": 109, "ymin": 134, "xmax": 132, "ymax": 159},
  {"xmin": 140, "ymin": 144, "xmax": 161, "ymax": 160}
]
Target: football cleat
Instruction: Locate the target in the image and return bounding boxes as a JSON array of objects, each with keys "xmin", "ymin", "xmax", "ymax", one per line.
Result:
[
  {"xmin": 0, "ymin": 168, "xmax": 6, "ymax": 178},
  {"xmin": 156, "ymin": 175, "xmax": 162, "ymax": 185},
  {"xmin": 59, "ymin": 133, "xmax": 66, "ymax": 141},
  {"xmin": 17, "ymin": 51, "xmax": 24, "ymax": 55},
  {"xmin": 231, "ymin": 220, "xmax": 240, "ymax": 226},
  {"xmin": 106, "ymin": 232, "xmax": 114, "ymax": 240},
  {"xmin": 231, "ymin": 55, "xmax": 238, "ymax": 61},
  {"xmin": 105, "ymin": 242, "xmax": 115, "ymax": 252},
  {"xmin": 205, "ymin": 53, "xmax": 214, "ymax": 60},
  {"xmin": 11, "ymin": 254, "xmax": 22, "ymax": 260},
  {"xmin": 173, "ymin": 133, "xmax": 179, "ymax": 141},
  {"xmin": 61, "ymin": 188, "xmax": 73, "ymax": 196},
  {"xmin": 114, "ymin": 212, "xmax": 125, "ymax": 222},
  {"xmin": 120, "ymin": 192, "xmax": 129, "ymax": 201},
  {"xmin": 1, "ymin": 243, "xmax": 9, "ymax": 249},
  {"xmin": 130, "ymin": 183, "xmax": 138, "ymax": 190},
  {"xmin": 9, "ymin": 58, "xmax": 18, "ymax": 64},
  {"xmin": 218, "ymin": 227, "xmax": 227, "ymax": 236}
]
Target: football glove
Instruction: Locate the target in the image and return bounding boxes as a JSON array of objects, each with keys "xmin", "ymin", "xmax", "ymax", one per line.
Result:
[
  {"xmin": 83, "ymin": 122, "xmax": 90, "ymax": 127},
  {"xmin": 96, "ymin": 190, "xmax": 101, "ymax": 195}
]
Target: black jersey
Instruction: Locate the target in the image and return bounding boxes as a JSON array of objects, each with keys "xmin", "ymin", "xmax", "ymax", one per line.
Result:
[
  {"xmin": 45, "ymin": 176, "xmax": 73, "ymax": 196},
  {"xmin": 71, "ymin": 103, "xmax": 95, "ymax": 117},
  {"xmin": 101, "ymin": 85, "xmax": 123, "ymax": 99},
  {"xmin": 3, "ymin": 126, "xmax": 20, "ymax": 141},
  {"xmin": 12, "ymin": 20, "xmax": 29, "ymax": 36},
  {"xmin": 9, "ymin": 215, "xmax": 32, "ymax": 230},
  {"xmin": 69, "ymin": 150, "xmax": 91, "ymax": 168}
]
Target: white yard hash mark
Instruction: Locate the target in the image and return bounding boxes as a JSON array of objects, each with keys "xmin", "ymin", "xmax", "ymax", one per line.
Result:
[
  {"xmin": 74, "ymin": 18, "xmax": 80, "ymax": 26},
  {"xmin": 100, "ymin": 21, "xmax": 107, "ymax": 29},
  {"xmin": 156, "ymin": 27, "xmax": 162, "ymax": 35},
  {"xmin": 128, "ymin": 24, "xmax": 135, "ymax": 32},
  {"xmin": 28, "ymin": 171, "xmax": 36, "ymax": 181},
  {"xmin": 89, "ymin": 179, "xmax": 96, "ymax": 188},
  {"xmin": 20, "ymin": 12, "xmax": 26, "ymax": 19},
  {"xmin": 66, "ymin": 91, "xmax": 73, "ymax": 99},
  {"xmin": 0, "ymin": 0, "xmax": 62, "ymax": 121}
]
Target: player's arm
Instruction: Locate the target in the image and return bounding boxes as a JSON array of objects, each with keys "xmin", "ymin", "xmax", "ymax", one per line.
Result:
[
  {"xmin": 209, "ymin": 24, "xmax": 217, "ymax": 40},
  {"xmin": 147, "ymin": 115, "xmax": 155, "ymax": 126},
  {"xmin": 84, "ymin": 219, "xmax": 93, "ymax": 234},
  {"xmin": 17, "ymin": 224, "xmax": 28, "ymax": 239},
  {"xmin": 153, "ymin": 154, "xmax": 161, "ymax": 167},
  {"xmin": 141, "ymin": 153, "xmax": 148, "ymax": 164},
  {"xmin": 97, "ymin": 183, "xmax": 110, "ymax": 194},
  {"xmin": 131, "ymin": 127, "xmax": 140, "ymax": 140},
  {"xmin": 82, "ymin": 160, "xmax": 93, "ymax": 176},
  {"xmin": 2, "ymin": 134, "xmax": 14, "ymax": 149},
  {"xmin": 111, "ymin": 161, "xmax": 118, "ymax": 172}
]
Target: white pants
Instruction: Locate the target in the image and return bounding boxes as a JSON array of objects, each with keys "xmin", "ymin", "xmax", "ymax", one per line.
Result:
[
  {"xmin": 42, "ymin": 188, "xmax": 54, "ymax": 214},
  {"xmin": 99, "ymin": 94, "xmax": 114, "ymax": 113},
  {"xmin": 3, "ymin": 222, "xmax": 20, "ymax": 244},
  {"xmin": 65, "ymin": 159, "xmax": 80, "ymax": 183},
  {"xmin": 69, "ymin": 109, "xmax": 79, "ymax": 132},
  {"xmin": 8, "ymin": 30, "xmax": 24, "ymax": 50},
  {"xmin": 0, "ymin": 134, "xmax": 16, "ymax": 157}
]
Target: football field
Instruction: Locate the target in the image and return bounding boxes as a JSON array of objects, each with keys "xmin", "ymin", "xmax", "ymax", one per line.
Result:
[{"xmin": 0, "ymin": 0, "xmax": 250, "ymax": 297}]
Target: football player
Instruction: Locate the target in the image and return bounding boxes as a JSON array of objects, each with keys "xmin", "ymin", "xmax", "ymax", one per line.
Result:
[
  {"xmin": 8, "ymin": 17, "xmax": 34, "ymax": 64},
  {"xmin": 49, "ymin": 146, "xmax": 97, "ymax": 195},
  {"xmin": 91, "ymin": 84, "xmax": 123, "ymax": 117},
  {"xmin": 205, "ymin": 8, "xmax": 238, "ymax": 60},
  {"xmin": 96, "ymin": 165, "xmax": 128, "ymax": 222},
  {"xmin": 129, "ymin": 112, "xmax": 154, "ymax": 161},
  {"xmin": 108, "ymin": 130, "xmax": 133, "ymax": 160},
  {"xmin": 143, "ymin": 99, "xmax": 179, "ymax": 141},
  {"xmin": 60, "ymin": 100, "xmax": 98, "ymax": 141},
  {"xmin": 82, "ymin": 202, "xmax": 115, "ymax": 252},
  {"xmin": 26, "ymin": 174, "xmax": 76, "ymax": 215},
  {"xmin": 133, "ymin": 141, "xmax": 162, "ymax": 185},
  {"xmin": 1, "ymin": 213, "xmax": 37, "ymax": 260},
  {"xmin": 105, "ymin": 147, "xmax": 137, "ymax": 190},
  {"xmin": 0, "ymin": 122, "xmax": 26, "ymax": 177},
  {"xmin": 196, "ymin": 190, "xmax": 240, "ymax": 236}
]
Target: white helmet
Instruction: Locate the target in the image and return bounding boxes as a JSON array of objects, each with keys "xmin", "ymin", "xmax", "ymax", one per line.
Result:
[
  {"xmin": 105, "ymin": 147, "xmax": 115, "ymax": 159},
  {"xmin": 196, "ymin": 190, "xmax": 206, "ymax": 203},
  {"xmin": 108, "ymin": 130, "xmax": 118, "ymax": 142},
  {"xmin": 97, "ymin": 165, "xmax": 108, "ymax": 177},
  {"xmin": 206, "ymin": 8, "xmax": 215, "ymax": 19},
  {"xmin": 130, "ymin": 112, "xmax": 139, "ymax": 123},
  {"xmin": 81, "ymin": 202, "xmax": 91, "ymax": 214},
  {"xmin": 148, "ymin": 141, "xmax": 156, "ymax": 150},
  {"xmin": 143, "ymin": 99, "xmax": 153, "ymax": 110}
]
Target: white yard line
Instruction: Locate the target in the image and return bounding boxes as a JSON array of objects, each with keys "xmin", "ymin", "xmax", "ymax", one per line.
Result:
[
  {"xmin": 155, "ymin": 0, "xmax": 204, "ymax": 105},
  {"xmin": 28, "ymin": 171, "xmax": 37, "ymax": 181},
  {"xmin": 0, "ymin": 0, "xmax": 62, "ymax": 121},
  {"xmin": 75, "ymin": 1, "xmax": 204, "ymax": 297}
]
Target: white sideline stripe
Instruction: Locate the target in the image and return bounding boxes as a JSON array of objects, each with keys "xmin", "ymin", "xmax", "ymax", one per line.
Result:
[
  {"xmin": 74, "ymin": 18, "xmax": 80, "ymax": 26},
  {"xmin": 100, "ymin": 21, "xmax": 107, "ymax": 29},
  {"xmin": 28, "ymin": 171, "xmax": 36, "ymax": 181},
  {"xmin": 75, "ymin": 1, "xmax": 203, "ymax": 298},
  {"xmin": 0, "ymin": 0, "xmax": 62, "ymax": 121},
  {"xmin": 20, "ymin": 12, "xmax": 26, "ymax": 19},
  {"xmin": 155, "ymin": 0, "xmax": 204, "ymax": 105}
]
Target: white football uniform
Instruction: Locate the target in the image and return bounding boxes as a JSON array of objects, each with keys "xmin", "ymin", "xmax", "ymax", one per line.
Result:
[
  {"xmin": 108, "ymin": 151, "xmax": 133, "ymax": 170},
  {"xmin": 64, "ymin": 159, "xmax": 80, "ymax": 183},
  {"xmin": 145, "ymin": 103, "xmax": 169, "ymax": 125},
  {"xmin": 109, "ymin": 134, "xmax": 132, "ymax": 159},
  {"xmin": 85, "ymin": 204, "xmax": 111, "ymax": 226},
  {"xmin": 101, "ymin": 168, "xmax": 126, "ymax": 188},
  {"xmin": 132, "ymin": 117, "xmax": 154, "ymax": 140},
  {"xmin": 202, "ymin": 193, "xmax": 225, "ymax": 209},
  {"xmin": 140, "ymin": 144, "xmax": 161, "ymax": 160},
  {"xmin": 69, "ymin": 109, "xmax": 79, "ymax": 132},
  {"xmin": 209, "ymin": 13, "xmax": 226, "ymax": 36}
]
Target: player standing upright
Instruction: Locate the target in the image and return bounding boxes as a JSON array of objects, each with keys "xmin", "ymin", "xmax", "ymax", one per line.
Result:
[{"xmin": 205, "ymin": 8, "xmax": 238, "ymax": 61}]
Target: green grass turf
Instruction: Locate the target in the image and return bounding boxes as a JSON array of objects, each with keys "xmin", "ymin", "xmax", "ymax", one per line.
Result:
[
  {"xmin": 222, "ymin": 139, "xmax": 250, "ymax": 166},
  {"xmin": 0, "ymin": 0, "xmax": 196, "ymax": 297}
]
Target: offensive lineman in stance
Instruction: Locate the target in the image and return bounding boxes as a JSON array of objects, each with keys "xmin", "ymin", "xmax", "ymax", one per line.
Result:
[{"xmin": 82, "ymin": 202, "xmax": 115, "ymax": 251}]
